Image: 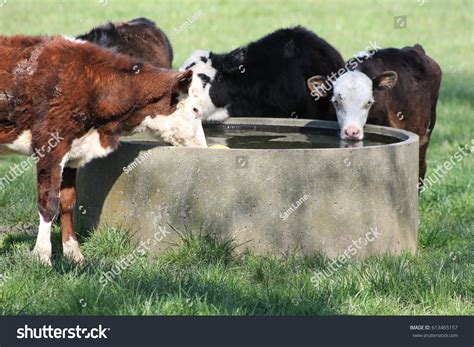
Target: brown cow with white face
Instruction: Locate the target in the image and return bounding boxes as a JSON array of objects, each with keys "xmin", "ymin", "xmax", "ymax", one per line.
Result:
[
  {"xmin": 307, "ymin": 44, "xmax": 442, "ymax": 184},
  {"xmin": 0, "ymin": 35, "xmax": 207, "ymax": 265}
]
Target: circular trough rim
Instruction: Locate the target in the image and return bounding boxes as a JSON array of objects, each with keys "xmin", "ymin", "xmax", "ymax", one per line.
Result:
[{"xmin": 121, "ymin": 118, "xmax": 419, "ymax": 152}]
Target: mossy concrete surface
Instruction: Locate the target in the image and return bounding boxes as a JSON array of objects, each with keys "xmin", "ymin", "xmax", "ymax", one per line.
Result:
[{"xmin": 76, "ymin": 118, "xmax": 419, "ymax": 259}]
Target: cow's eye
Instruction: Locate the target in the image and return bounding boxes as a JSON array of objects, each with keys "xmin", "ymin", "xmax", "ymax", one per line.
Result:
[
  {"xmin": 332, "ymin": 99, "xmax": 338, "ymax": 106},
  {"xmin": 366, "ymin": 101, "xmax": 373, "ymax": 108}
]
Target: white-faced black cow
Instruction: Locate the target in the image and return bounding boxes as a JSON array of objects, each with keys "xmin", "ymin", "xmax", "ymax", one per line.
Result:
[
  {"xmin": 307, "ymin": 44, "xmax": 442, "ymax": 182},
  {"xmin": 180, "ymin": 26, "xmax": 345, "ymax": 121}
]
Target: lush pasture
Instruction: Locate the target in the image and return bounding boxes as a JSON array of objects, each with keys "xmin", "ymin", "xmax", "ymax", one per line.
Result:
[{"xmin": 0, "ymin": 0, "xmax": 472, "ymax": 315}]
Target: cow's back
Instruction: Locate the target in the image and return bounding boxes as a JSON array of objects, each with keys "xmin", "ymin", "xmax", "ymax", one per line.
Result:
[
  {"xmin": 77, "ymin": 17, "xmax": 173, "ymax": 68},
  {"xmin": 0, "ymin": 36, "xmax": 43, "ymax": 79},
  {"xmin": 209, "ymin": 26, "xmax": 344, "ymax": 119},
  {"xmin": 1, "ymin": 36, "xmax": 136, "ymax": 138},
  {"xmin": 356, "ymin": 45, "xmax": 441, "ymax": 132},
  {"xmin": 0, "ymin": 36, "xmax": 45, "ymax": 135},
  {"xmin": 410, "ymin": 45, "xmax": 442, "ymax": 133}
]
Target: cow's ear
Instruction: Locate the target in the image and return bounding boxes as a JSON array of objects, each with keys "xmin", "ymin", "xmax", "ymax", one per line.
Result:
[
  {"xmin": 307, "ymin": 75, "xmax": 328, "ymax": 98},
  {"xmin": 221, "ymin": 47, "xmax": 247, "ymax": 74},
  {"xmin": 173, "ymin": 69, "xmax": 193, "ymax": 93},
  {"xmin": 231, "ymin": 46, "xmax": 247, "ymax": 64},
  {"xmin": 373, "ymin": 71, "xmax": 398, "ymax": 90}
]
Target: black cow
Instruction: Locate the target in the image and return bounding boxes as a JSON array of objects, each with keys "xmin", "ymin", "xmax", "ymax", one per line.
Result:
[{"xmin": 180, "ymin": 26, "xmax": 345, "ymax": 122}]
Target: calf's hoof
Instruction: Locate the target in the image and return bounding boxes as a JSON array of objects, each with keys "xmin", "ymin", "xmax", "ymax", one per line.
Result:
[
  {"xmin": 64, "ymin": 251, "xmax": 86, "ymax": 266},
  {"xmin": 63, "ymin": 238, "xmax": 86, "ymax": 265},
  {"xmin": 32, "ymin": 246, "xmax": 52, "ymax": 266}
]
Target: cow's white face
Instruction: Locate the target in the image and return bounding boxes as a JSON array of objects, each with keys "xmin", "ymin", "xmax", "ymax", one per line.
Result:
[
  {"xmin": 308, "ymin": 70, "xmax": 398, "ymax": 141},
  {"xmin": 187, "ymin": 69, "xmax": 219, "ymax": 121},
  {"xmin": 180, "ymin": 50, "xmax": 230, "ymax": 122},
  {"xmin": 332, "ymin": 71, "xmax": 374, "ymax": 140},
  {"xmin": 137, "ymin": 97, "xmax": 207, "ymax": 148}
]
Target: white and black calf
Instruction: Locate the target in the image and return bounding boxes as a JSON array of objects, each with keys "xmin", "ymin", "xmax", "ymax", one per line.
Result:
[{"xmin": 180, "ymin": 26, "xmax": 345, "ymax": 122}]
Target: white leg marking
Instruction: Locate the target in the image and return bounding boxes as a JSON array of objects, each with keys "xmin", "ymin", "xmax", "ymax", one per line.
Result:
[
  {"xmin": 63, "ymin": 237, "xmax": 85, "ymax": 265},
  {"xmin": 33, "ymin": 214, "xmax": 52, "ymax": 266}
]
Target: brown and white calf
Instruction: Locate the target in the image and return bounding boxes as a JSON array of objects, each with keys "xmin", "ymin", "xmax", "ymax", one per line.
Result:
[
  {"xmin": 0, "ymin": 35, "xmax": 207, "ymax": 265},
  {"xmin": 307, "ymin": 44, "xmax": 442, "ymax": 183}
]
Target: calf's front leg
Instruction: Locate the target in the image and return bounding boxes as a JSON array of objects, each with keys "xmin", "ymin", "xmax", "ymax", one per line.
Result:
[
  {"xmin": 33, "ymin": 156, "xmax": 64, "ymax": 266},
  {"xmin": 60, "ymin": 167, "xmax": 85, "ymax": 264}
]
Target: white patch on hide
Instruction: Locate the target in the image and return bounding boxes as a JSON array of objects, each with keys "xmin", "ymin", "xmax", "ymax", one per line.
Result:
[
  {"xmin": 64, "ymin": 129, "xmax": 114, "ymax": 168},
  {"xmin": 62, "ymin": 36, "xmax": 87, "ymax": 44},
  {"xmin": 2, "ymin": 130, "xmax": 33, "ymax": 155}
]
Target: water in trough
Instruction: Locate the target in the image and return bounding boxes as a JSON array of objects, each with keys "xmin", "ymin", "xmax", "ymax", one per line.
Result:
[
  {"xmin": 203, "ymin": 124, "xmax": 401, "ymax": 149},
  {"xmin": 125, "ymin": 124, "xmax": 402, "ymax": 149}
]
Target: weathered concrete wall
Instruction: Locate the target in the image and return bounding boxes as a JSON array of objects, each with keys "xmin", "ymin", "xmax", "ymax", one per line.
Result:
[{"xmin": 75, "ymin": 118, "xmax": 419, "ymax": 259}]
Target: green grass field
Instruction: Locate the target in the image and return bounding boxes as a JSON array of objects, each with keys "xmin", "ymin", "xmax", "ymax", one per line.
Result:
[{"xmin": 0, "ymin": 0, "xmax": 473, "ymax": 315}]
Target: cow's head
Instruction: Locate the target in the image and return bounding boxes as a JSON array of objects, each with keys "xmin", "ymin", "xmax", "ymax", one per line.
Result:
[
  {"xmin": 307, "ymin": 70, "xmax": 397, "ymax": 140},
  {"xmin": 135, "ymin": 69, "xmax": 207, "ymax": 147},
  {"xmin": 180, "ymin": 50, "xmax": 229, "ymax": 122}
]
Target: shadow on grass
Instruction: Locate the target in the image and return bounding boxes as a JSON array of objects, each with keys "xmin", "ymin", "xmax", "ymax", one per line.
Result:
[
  {"xmin": 56, "ymin": 261, "xmax": 341, "ymax": 315},
  {"xmin": 0, "ymin": 230, "xmax": 62, "ymax": 256},
  {"xmin": 0, "ymin": 226, "xmax": 340, "ymax": 315},
  {"xmin": 46, "ymin": 228, "xmax": 341, "ymax": 315}
]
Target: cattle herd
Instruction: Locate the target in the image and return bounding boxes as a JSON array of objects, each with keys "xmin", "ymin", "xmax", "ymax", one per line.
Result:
[{"xmin": 0, "ymin": 17, "xmax": 442, "ymax": 265}]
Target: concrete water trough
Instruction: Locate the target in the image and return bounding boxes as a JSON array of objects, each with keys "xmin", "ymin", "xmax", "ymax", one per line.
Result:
[{"xmin": 75, "ymin": 118, "xmax": 419, "ymax": 259}]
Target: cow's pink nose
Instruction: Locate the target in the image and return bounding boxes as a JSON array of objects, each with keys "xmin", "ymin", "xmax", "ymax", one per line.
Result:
[{"xmin": 344, "ymin": 126, "xmax": 361, "ymax": 139}]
